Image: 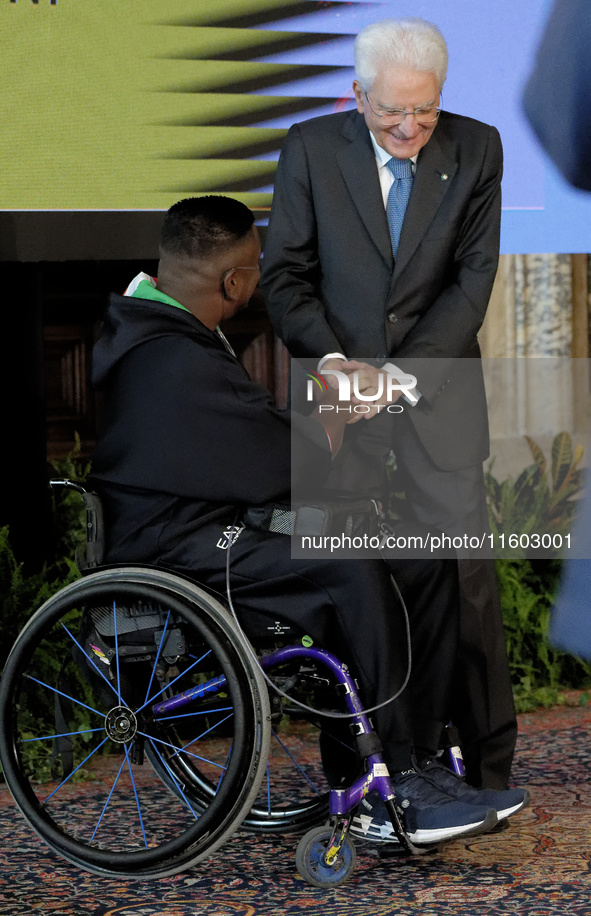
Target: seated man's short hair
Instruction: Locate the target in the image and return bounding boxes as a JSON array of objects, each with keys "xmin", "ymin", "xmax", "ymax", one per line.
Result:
[{"xmin": 160, "ymin": 196, "xmax": 255, "ymax": 260}]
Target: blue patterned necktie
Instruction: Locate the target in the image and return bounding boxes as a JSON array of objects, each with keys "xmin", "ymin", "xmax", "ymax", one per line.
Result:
[{"xmin": 386, "ymin": 157, "xmax": 413, "ymax": 259}]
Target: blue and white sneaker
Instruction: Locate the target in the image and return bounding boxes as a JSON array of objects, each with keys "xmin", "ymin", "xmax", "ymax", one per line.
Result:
[
  {"xmin": 350, "ymin": 793, "xmax": 399, "ymax": 844},
  {"xmin": 350, "ymin": 770, "xmax": 497, "ymax": 846},
  {"xmin": 418, "ymin": 757, "xmax": 530, "ymax": 821}
]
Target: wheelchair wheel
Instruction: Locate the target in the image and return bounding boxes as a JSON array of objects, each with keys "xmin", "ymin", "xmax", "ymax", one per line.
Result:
[
  {"xmin": 245, "ymin": 711, "xmax": 330, "ymax": 833},
  {"xmin": 0, "ymin": 567, "xmax": 270, "ymax": 879},
  {"xmin": 146, "ymin": 650, "xmax": 360, "ymax": 835},
  {"xmin": 296, "ymin": 826, "xmax": 357, "ymax": 888},
  {"xmin": 148, "ymin": 690, "xmax": 333, "ymax": 835}
]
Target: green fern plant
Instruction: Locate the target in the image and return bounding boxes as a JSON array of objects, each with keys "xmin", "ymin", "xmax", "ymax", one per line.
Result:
[
  {"xmin": 486, "ymin": 432, "xmax": 585, "ymax": 553},
  {"xmin": 0, "ymin": 438, "xmax": 88, "ymax": 673},
  {"xmin": 496, "ymin": 557, "xmax": 591, "ymax": 712},
  {"xmin": 0, "ymin": 437, "xmax": 91, "ymax": 781},
  {"xmin": 0, "ymin": 526, "xmax": 79, "ymax": 671},
  {"xmin": 486, "ymin": 433, "xmax": 591, "ymax": 709}
]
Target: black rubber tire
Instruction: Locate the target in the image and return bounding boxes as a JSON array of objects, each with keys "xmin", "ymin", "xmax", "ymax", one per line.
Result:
[
  {"xmin": 295, "ymin": 826, "xmax": 357, "ymax": 887},
  {"xmin": 0, "ymin": 567, "xmax": 270, "ymax": 879}
]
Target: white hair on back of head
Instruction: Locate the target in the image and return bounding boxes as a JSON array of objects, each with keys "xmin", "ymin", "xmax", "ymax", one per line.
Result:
[{"xmin": 354, "ymin": 18, "xmax": 448, "ymax": 91}]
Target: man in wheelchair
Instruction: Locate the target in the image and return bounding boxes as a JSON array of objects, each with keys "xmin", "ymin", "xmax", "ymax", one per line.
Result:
[{"xmin": 88, "ymin": 195, "xmax": 528, "ymax": 847}]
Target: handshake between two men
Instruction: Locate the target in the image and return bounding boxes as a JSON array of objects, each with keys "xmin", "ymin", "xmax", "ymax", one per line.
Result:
[{"xmin": 309, "ymin": 357, "xmax": 418, "ymax": 456}]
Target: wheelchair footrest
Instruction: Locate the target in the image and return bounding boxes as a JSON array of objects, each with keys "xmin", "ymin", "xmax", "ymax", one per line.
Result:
[{"xmin": 377, "ymin": 842, "xmax": 440, "ymax": 858}]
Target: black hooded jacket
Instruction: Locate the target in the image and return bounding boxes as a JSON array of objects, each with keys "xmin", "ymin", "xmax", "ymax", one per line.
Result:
[{"xmin": 89, "ymin": 293, "xmax": 331, "ymax": 567}]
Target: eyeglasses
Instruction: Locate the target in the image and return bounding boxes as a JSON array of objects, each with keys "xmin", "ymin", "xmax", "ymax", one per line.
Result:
[
  {"xmin": 221, "ymin": 264, "xmax": 261, "ymax": 282},
  {"xmin": 220, "ymin": 263, "xmax": 261, "ymax": 299},
  {"xmin": 364, "ymin": 92, "xmax": 441, "ymax": 126},
  {"xmin": 220, "ymin": 264, "xmax": 261, "ymax": 286}
]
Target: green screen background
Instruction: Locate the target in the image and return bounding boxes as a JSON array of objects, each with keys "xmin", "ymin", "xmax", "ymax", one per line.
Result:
[{"xmin": 2, "ymin": 0, "xmax": 328, "ymax": 213}]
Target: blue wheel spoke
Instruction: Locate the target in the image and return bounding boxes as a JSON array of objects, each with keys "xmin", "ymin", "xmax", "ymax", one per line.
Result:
[
  {"xmin": 22, "ymin": 728, "xmax": 103, "ymax": 743},
  {"xmin": 146, "ymin": 738, "xmax": 201, "ymax": 820},
  {"xmin": 90, "ymin": 754, "xmax": 127, "ymax": 842},
  {"xmin": 134, "ymin": 648, "xmax": 213, "ymax": 715},
  {"xmin": 25, "ymin": 676, "xmax": 104, "ymax": 718},
  {"xmin": 139, "ymin": 731, "xmax": 227, "ymax": 772},
  {"xmin": 142, "ymin": 609, "xmax": 171, "ymax": 707},
  {"xmin": 266, "ymin": 761, "xmax": 271, "ymax": 813},
  {"xmin": 153, "ymin": 705, "xmax": 233, "ymax": 724},
  {"xmin": 172, "ymin": 713, "xmax": 234, "ymax": 754},
  {"xmin": 124, "ymin": 744, "xmax": 148, "ymax": 849},
  {"xmin": 42, "ymin": 736, "xmax": 110, "ymax": 805},
  {"xmin": 271, "ymin": 730, "xmax": 321, "ymax": 794}
]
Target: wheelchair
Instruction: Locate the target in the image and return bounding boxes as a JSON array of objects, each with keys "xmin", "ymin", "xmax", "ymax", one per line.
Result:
[{"xmin": 0, "ymin": 480, "xmax": 444, "ymax": 887}]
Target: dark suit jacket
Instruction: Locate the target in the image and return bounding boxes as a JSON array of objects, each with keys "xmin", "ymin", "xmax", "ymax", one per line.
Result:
[{"xmin": 260, "ymin": 108, "xmax": 503, "ymax": 471}]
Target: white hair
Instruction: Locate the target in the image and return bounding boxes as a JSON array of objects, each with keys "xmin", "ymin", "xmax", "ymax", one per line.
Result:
[{"xmin": 354, "ymin": 18, "xmax": 448, "ymax": 91}]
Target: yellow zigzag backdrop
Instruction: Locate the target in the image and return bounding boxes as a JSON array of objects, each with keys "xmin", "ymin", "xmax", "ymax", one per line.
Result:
[{"xmin": 2, "ymin": 0, "xmax": 365, "ymax": 214}]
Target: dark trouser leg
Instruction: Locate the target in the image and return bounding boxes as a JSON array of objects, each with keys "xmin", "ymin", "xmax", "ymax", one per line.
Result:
[
  {"xmin": 452, "ymin": 557, "xmax": 517, "ymax": 789},
  {"xmin": 383, "ymin": 556, "xmax": 460, "ymax": 755},
  {"xmin": 393, "ymin": 427, "xmax": 517, "ymax": 789}
]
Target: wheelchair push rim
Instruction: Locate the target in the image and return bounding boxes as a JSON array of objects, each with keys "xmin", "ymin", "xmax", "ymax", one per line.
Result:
[{"xmin": 0, "ymin": 568, "xmax": 271, "ymax": 879}]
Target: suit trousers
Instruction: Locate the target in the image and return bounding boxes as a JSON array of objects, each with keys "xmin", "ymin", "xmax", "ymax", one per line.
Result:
[{"xmin": 391, "ymin": 414, "xmax": 518, "ymax": 789}]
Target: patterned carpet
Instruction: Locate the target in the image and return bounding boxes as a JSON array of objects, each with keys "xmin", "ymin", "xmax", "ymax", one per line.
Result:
[{"xmin": 1, "ymin": 697, "xmax": 590, "ymax": 916}]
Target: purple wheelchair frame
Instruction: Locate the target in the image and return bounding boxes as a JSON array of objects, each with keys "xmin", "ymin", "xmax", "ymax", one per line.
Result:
[{"xmin": 153, "ymin": 637, "xmax": 463, "ymax": 862}]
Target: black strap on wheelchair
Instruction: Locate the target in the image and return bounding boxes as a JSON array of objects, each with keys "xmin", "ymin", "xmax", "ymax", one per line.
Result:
[
  {"xmin": 242, "ymin": 497, "xmax": 382, "ymax": 538},
  {"xmin": 50, "ymin": 659, "xmax": 74, "ymax": 780}
]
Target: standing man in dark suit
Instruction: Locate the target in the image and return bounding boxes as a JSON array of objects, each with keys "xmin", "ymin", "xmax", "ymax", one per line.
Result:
[{"xmin": 260, "ymin": 17, "xmax": 517, "ymax": 790}]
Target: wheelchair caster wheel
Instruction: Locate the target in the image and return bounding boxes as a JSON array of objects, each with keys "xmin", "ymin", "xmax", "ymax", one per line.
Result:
[{"xmin": 296, "ymin": 826, "xmax": 357, "ymax": 887}]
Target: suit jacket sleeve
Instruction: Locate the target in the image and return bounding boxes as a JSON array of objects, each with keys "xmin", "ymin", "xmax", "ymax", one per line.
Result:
[{"xmin": 260, "ymin": 122, "xmax": 346, "ymax": 359}]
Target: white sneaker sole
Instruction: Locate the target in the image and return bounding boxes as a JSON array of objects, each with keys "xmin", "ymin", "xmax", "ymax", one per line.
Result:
[
  {"xmin": 409, "ymin": 809, "xmax": 498, "ymax": 845},
  {"xmin": 497, "ymin": 799, "xmax": 527, "ymax": 820},
  {"xmin": 350, "ymin": 809, "xmax": 498, "ymax": 846}
]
